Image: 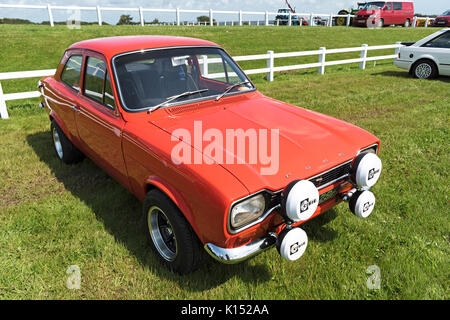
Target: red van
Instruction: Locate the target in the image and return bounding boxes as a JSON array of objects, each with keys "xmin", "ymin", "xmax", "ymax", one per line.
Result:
[{"xmin": 353, "ymin": 1, "xmax": 415, "ymax": 27}]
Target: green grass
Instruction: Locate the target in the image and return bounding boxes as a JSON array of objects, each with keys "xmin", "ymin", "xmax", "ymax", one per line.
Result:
[{"xmin": 0, "ymin": 25, "xmax": 449, "ymax": 300}]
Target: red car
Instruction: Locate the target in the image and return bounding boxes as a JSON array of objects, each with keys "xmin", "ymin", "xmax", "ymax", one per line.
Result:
[
  {"xmin": 353, "ymin": 1, "xmax": 414, "ymax": 27},
  {"xmin": 433, "ymin": 10, "xmax": 450, "ymax": 27},
  {"xmin": 38, "ymin": 36, "xmax": 382, "ymax": 274}
]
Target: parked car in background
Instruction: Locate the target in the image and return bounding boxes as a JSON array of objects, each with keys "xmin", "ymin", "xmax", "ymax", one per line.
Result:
[
  {"xmin": 353, "ymin": 1, "xmax": 414, "ymax": 27},
  {"xmin": 433, "ymin": 10, "xmax": 450, "ymax": 27},
  {"xmin": 39, "ymin": 36, "xmax": 382, "ymax": 274},
  {"xmin": 336, "ymin": 2, "xmax": 367, "ymax": 26},
  {"xmin": 394, "ymin": 28, "xmax": 450, "ymax": 79},
  {"xmin": 275, "ymin": 8, "xmax": 308, "ymax": 25}
]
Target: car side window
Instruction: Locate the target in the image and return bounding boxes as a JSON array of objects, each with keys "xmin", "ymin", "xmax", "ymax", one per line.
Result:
[
  {"xmin": 84, "ymin": 57, "xmax": 106, "ymax": 104},
  {"xmin": 423, "ymin": 31, "xmax": 450, "ymax": 49},
  {"xmin": 393, "ymin": 2, "xmax": 402, "ymax": 10},
  {"xmin": 61, "ymin": 55, "xmax": 83, "ymax": 91},
  {"xmin": 84, "ymin": 56, "xmax": 116, "ymax": 109},
  {"xmin": 104, "ymin": 72, "xmax": 116, "ymax": 109},
  {"xmin": 385, "ymin": 2, "xmax": 392, "ymax": 10}
]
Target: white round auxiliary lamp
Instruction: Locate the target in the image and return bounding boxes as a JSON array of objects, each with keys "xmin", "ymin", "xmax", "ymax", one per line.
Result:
[
  {"xmin": 281, "ymin": 180, "xmax": 320, "ymax": 222},
  {"xmin": 352, "ymin": 152, "xmax": 382, "ymax": 189},
  {"xmin": 349, "ymin": 190, "xmax": 376, "ymax": 218},
  {"xmin": 276, "ymin": 227, "xmax": 308, "ymax": 261}
]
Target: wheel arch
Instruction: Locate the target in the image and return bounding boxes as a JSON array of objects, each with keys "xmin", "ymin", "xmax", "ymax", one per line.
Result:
[
  {"xmin": 410, "ymin": 56, "xmax": 439, "ymax": 75},
  {"xmin": 144, "ymin": 176, "xmax": 203, "ymax": 243}
]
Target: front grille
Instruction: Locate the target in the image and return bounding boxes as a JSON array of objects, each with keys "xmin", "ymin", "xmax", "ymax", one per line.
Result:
[{"xmin": 308, "ymin": 161, "xmax": 352, "ymax": 189}]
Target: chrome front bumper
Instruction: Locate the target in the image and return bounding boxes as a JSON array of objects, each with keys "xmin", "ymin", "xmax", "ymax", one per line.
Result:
[{"xmin": 204, "ymin": 233, "xmax": 277, "ymax": 264}]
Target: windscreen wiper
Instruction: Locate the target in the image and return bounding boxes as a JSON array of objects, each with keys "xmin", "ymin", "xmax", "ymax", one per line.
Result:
[
  {"xmin": 147, "ymin": 89, "xmax": 209, "ymax": 114},
  {"xmin": 215, "ymin": 81, "xmax": 250, "ymax": 102}
]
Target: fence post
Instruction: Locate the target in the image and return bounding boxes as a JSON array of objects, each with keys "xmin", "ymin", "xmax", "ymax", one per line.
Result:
[
  {"xmin": 288, "ymin": 12, "xmax": 292, "ymax": 26},
  {"xmin": 96, "ymin": 6, "xmax": 102, "ymax": 26},
  {"xmin": 47, "ymin": 4, "xmax": 54, "ymax": 27},
  {"xmin": 209, "ymin": 9, "xmax": 214, "ymax": 26},
  {"xmin": 201, "ymin": 55, "xmax": 208, "ymax": 77},
  {"xmin": 359, "ymin": 44, "xmax": 368, "ymax": 70},
  {"xmin": 265, "ymin": 11, "xmax": 269, "ymax": 26},
  {"xmin": 176, "ymin": 8, "xmax": 180, "ymax": 26},
  {"xmin": 412, "ymin": 16, "xmax": 417, "ymax": 27},
  {"xmin": 139, "ymin": 7, "xmax": 144, "ymax": 26},
  {"xmin": 239, "ymin": 10, "xmax": 242, "ymax": 26},
  {"xmin": 318, "ymin": 47, "xmax": 326, "ymax": 75},
  {"xmin": 425, "ymin": 17, "xmax": 429, "ymax": 27},
  {"xmin": 0, "ymin": 83, "xmax": 8, "ymax": 119},
  {"xmin": 266, "ymin": 50, "xmax": 274, "ymax": 82},
  {"xmin": 346, "ymin": 14, "xmax": 351, "ymax": 27},
  {"xmin": 329, "ymin": 14, "xmax": 333, "ymax": 27},
  {"xmin": 310, "ymin": 13, "xmax": 314, "ymax": 26}
]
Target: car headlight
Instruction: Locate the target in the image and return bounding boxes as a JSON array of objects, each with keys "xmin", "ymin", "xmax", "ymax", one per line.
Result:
[
  {"xmin": 229, "ymin": 193, "xmax": 267, "ymax": 230},
  {"xmin": 359, "ymin": 144, "xmax": 378, "ymax": 155}
]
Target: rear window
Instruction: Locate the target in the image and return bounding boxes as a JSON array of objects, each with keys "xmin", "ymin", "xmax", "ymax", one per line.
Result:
[{"xmin": 61, "ymin": 55, "xmax": 82, "ymax": 90}]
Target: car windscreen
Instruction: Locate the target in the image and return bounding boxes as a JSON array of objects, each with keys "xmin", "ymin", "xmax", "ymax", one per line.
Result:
[
  {"xmin": 362, "ymin": 2, "xmax": 385, "ymax": 10},
  {"xmin": 112, "ymin": 47, "xmax": 254, "ymax": 112},
  {"xmin": 443, "ymin": 10, "xmax": 450, "ymax": 16}
]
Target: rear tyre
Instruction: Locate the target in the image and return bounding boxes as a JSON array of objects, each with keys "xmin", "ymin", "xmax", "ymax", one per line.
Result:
[
  {"xmin": 51, "ymin": 120, "xmax": 84, "ymax": 164},
  {"xmin": 404, "ymin": 19, "xmax": 410, "ymax": 27},
  {"xmin": 412, "ymin": 59, "xmax": 438, "ymax": 79},
  {"xmin": 143, "ymin": 189, "xmax": 202, "ymax": 274}
]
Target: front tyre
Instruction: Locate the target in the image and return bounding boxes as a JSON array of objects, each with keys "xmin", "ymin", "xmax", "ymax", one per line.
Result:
[
  {"xmin": 143, "ymin": 189, "xmax": 202, "ymax": 274},
  {"xmin": 51, "ymin": 120, "xmax": 84, "ymax": 164}
]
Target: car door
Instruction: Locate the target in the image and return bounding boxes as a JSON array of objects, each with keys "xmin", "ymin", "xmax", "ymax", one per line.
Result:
[
  {"xmin": 421, "ymin": 31, "xmax": 450, "ymax": 75},
  {"xmin": 75, "ymin": 51, "xmax": 130, "ymax": 188},
  {"xmin": 45, "ymin": 51, "xmax": 83, "ymax": 144},
  {"xmin": 382, "ymin": 2, "xmax": 394, "ymax": 25},
  {"xmin": 392, "ymin": 2, "xmax": 404, "ymax": 24}
]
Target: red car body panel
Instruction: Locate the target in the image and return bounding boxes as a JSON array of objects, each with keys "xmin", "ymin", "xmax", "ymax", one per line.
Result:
[
  {"xmin": 40, "ymin": 36, "xmax": 380, "ymax": 250},
  {"xmin": 353, "ymin": 1, "xmax": 414, "ymax": 26}
]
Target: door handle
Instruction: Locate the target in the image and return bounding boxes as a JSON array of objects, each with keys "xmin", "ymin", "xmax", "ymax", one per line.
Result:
[{"xmin": 71, "ymin": 105, "xmax": 80, "ymax": 112}]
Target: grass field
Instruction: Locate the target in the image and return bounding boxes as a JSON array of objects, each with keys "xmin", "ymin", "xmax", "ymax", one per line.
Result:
[{"xmin": 0, "ymin": 25, "xmax": 449, "ymax": 300}]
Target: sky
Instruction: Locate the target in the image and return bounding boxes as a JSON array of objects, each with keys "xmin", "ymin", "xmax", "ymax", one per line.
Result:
[{"xmin": 0, "ymin": 0, "xmax": 448, "ymax": 24}]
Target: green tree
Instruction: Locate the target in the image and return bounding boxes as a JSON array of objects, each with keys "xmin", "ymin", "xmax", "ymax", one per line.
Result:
[{"xmin": 117, "ymin": 14, "xmax": 133, "ymax": 25}]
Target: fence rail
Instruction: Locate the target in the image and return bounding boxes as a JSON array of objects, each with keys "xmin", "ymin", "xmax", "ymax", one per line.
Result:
[
  {"xmin": 0, "ymin": 4, "xmax": 437, "ymax": 27},
  {"xmin": 0, "ymin": 42, "xmax": 403, "ymax": 119}
]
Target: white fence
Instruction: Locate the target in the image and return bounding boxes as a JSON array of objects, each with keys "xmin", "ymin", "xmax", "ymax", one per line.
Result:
[
  {"xmin": 0, "ymin": 43, "xmax": 402, "ymax": 119},
  {"xmin": 0, "ymin": 4, "xmax": 436, "ymax": 27}
]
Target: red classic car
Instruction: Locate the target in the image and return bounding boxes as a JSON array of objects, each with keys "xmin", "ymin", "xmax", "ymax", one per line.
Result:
[
  {"xmin": 433, "ymin": 10, "xmax": 450, "ymax": 27},
  {"xmin": 38, "ymin": 36, "xmax": 382, "ymax": 274}
]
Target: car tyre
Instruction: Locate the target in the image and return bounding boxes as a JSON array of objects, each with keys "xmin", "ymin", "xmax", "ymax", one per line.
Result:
[
  {"xmin": 143, "ymin": 189, "xmax": 202, "ymax": 274},
  {"xmin": 412, "ymin": 59, "xmax": 438, "ymax": 79},
  {"xmin": 404, "ymin": 19, "xmax": 410, "ymax": 27},
  {"xmin": 51, "ymin": 120, "xmax": 84, "ymax": 164},
  {"xmin": 376, "ymin": 18, "xmax": 384, "ymax": 28}
]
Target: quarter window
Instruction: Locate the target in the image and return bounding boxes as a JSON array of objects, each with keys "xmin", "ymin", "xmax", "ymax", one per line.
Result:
[{"xmin": 61, "ymin": 55, "xmax": 82, "ymax": 90}]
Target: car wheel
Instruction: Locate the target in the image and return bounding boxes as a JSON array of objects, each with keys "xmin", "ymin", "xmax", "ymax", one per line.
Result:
[
  {"xmin": 51, "ymin": 120, "xmax": 84, "ymax": 164},
  {"xmin": 412, "ymin": 60, "xmax": 438, "ymax": 79},
  {"xmin": 404, "ymin": 19, "xmax": 410, "ymax": 27},
  {"xmin": 143, "ymin": 189, "xmax": 202, "ymax": 274},
  {"xmin": 376, "ymin": 18, "xmax": 384, "ymax": 28}
]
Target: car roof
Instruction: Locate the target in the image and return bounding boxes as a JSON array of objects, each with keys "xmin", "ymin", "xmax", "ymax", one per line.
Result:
[{"xmin": 68, "ymin": 36, "xmax": 219, "ymax": 59}]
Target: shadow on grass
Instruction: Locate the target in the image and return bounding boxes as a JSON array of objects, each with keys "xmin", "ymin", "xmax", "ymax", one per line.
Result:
[
  {"xmin": 371, "ymin": 70, "xmax": 450, "ymax": 82},
  {"xmin": 26, "ymin": 130, "xmax": 339, "ymax": 292}
]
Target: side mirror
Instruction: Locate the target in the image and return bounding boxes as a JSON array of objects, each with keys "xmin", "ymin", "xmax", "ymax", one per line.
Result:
[{"xmin": 383, "ymin": 7, "xmax": 388, "ymax": 11}]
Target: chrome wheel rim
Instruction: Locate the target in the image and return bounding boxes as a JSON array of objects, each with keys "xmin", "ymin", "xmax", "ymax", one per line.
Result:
[
  {"xmin": 53, "ymin": 127, "xmax": 63, "ymax": 159},
  {"xmin": 415, "ymin": 63, "xmax": 432, "ymax": 79},
  {"xmin": 148, "ymin": 206, "xmax": 177, "ymax": 262}
]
